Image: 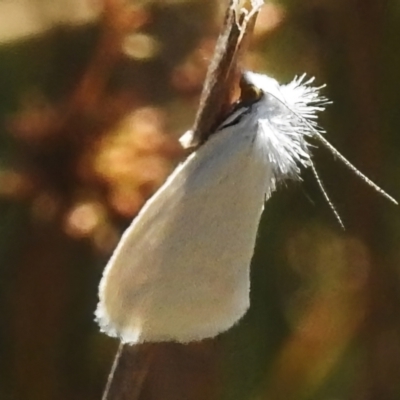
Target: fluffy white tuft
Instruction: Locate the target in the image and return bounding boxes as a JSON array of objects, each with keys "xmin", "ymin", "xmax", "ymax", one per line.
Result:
[{"xmin": 243, "ymin": 71, "xmax": 328, "ymax": 181}]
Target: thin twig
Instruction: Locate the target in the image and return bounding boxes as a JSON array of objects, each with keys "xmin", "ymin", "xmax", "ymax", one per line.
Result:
[
  {"xmin": 192, "ymin": 0, "xmax": 263, "ymax": 145},
  {"xmin": 102, "ymin": 343, "xmax": 124, "ymax": 400}
]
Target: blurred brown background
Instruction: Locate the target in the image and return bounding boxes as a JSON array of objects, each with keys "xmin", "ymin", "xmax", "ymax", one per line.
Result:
[{"xmin": 1, "ymin": 0, "xmax": 400, "ymax": 399}]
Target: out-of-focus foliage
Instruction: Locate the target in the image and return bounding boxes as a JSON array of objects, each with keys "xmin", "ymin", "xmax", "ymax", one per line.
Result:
[{"xmin": 0, "ymin": 1, "xmax": 399, "ymax": 399}]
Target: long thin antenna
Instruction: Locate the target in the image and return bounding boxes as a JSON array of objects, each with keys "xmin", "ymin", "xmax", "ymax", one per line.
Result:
[
  {"xmin": 266, "ymin": 89, "xmax": 398, "ymax": 206},
  {"xmin": 308, "ymin": 127, "xmax": 398, "ymax": 205},
  {"xmin": 310, "ymin": 160, "xmax": 345, "ymax": 229}
]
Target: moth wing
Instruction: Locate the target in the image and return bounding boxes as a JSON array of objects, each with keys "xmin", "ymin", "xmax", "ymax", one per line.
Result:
[{"xmin": 96, "ymin": 124, "xmax": 272, "ymax": 343}]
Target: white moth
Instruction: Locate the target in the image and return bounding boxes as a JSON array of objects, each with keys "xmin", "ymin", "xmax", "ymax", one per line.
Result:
[{"xmin": 95, "ymin": 71, "xmax": 396, "ymax": 344}]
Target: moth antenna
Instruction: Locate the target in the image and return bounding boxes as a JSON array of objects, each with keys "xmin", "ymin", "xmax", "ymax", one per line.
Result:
[
  {"xmin": 267, "ymin": 90, "xmax": 398, "ymax": 206},
  {"xmin": 308, "ymin": 128, "xmax": 398, "ymax": 206},
  {"xmin": 310, "ymin": 160, "xmax": 345, "ymax": 230}
]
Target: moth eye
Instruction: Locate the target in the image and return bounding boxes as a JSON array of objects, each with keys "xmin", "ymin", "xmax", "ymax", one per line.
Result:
[{"xmin": 239, "ymin": 76, "xmax": 263, "ymax": 103}]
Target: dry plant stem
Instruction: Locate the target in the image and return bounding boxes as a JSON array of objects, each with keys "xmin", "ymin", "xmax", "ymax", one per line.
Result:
[
  {"xmin": 102, "ymin": 342, "xmax": 220, "ymax": 400},
  {"xmin": 102, "ymin": 344, "xmax": 157, "ymax": 400},
  {"xmin": 101, "ymin": 1, "xmax": 262, "ymax": 399},
  {"xmin": 192, "ymin": 0, "xmax": 262, "ymax": 145},
  {"xmin": 102, "ymin": 343, "xmax": 124, "ymax": 400}
]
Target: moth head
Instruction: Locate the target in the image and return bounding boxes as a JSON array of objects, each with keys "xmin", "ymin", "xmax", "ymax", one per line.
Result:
[
  {"xmin": 239, "ymin": 73, "xmax": 263, "ymax": 103},
  {"xmin": 240, "ymin": 71, "xmax": 285, "ymax": 104}
]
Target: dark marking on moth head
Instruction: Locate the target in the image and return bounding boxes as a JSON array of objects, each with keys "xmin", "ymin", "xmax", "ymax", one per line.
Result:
[{"xmin": 217, "ymin": 73, "xmax": 263, "ymax": 131}]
